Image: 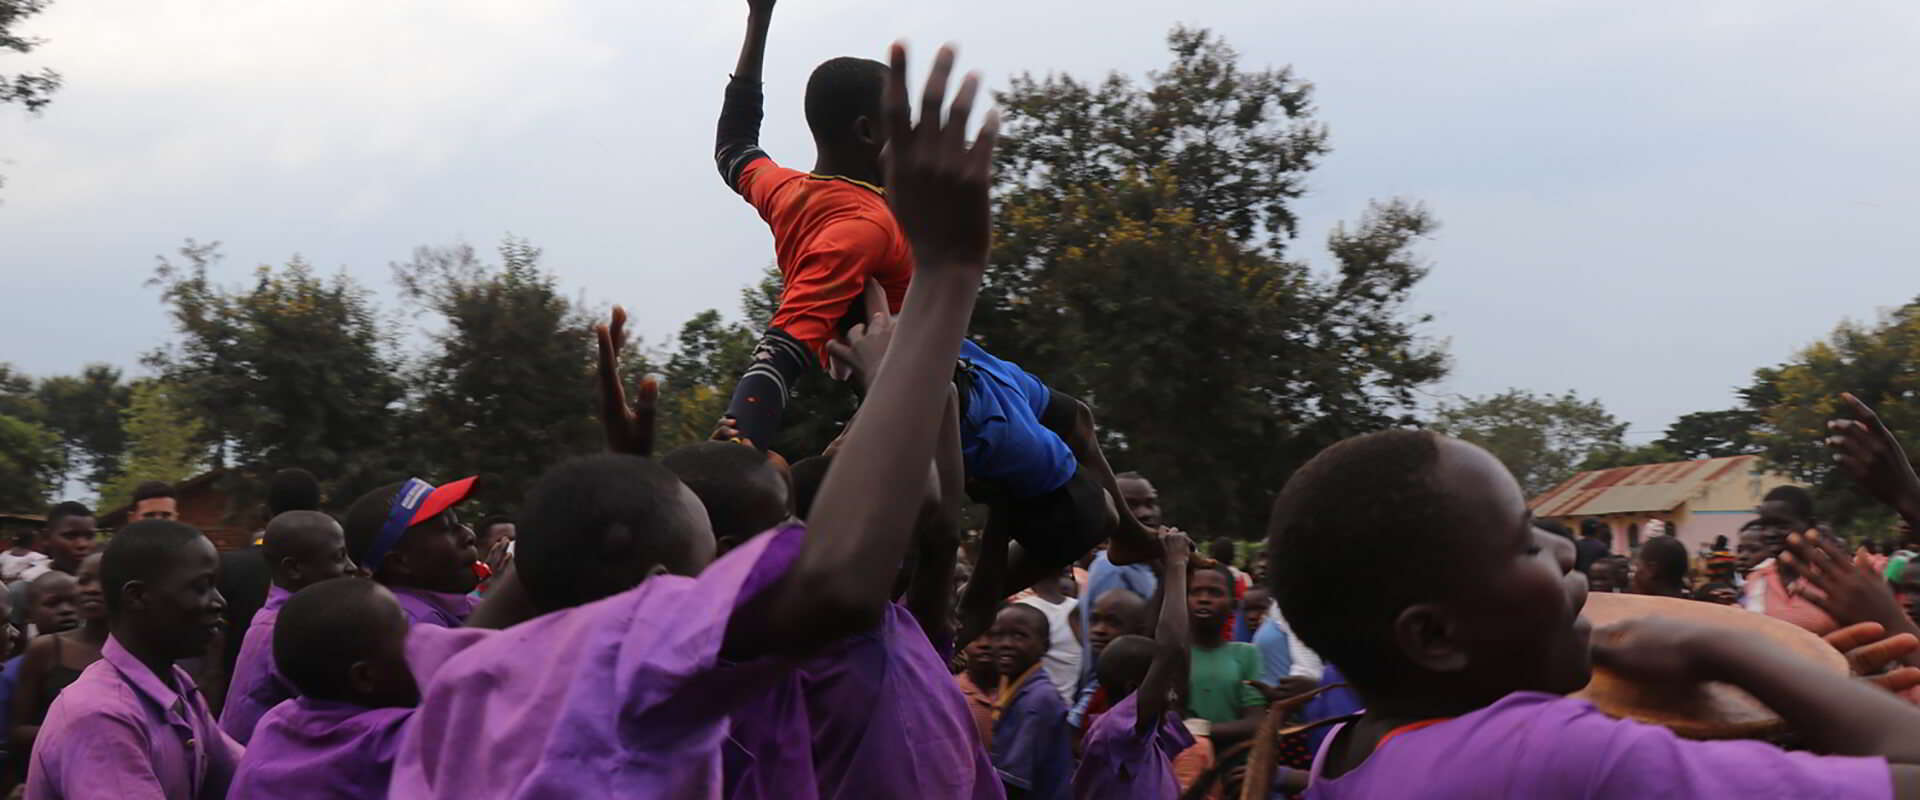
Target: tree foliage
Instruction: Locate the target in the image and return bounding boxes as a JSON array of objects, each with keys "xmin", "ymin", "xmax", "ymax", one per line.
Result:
[
  {"xmin": 145, "ymin": 241, "xmax": 404, "ymax": 503},
  {"xmin": 97, "ymin": 379, "xmax": 205, "ymax": 511},
  {"xmin": 0, "ymin": 0, "xmax": 60, "ymax": 114},
  {"xmin": 1741, "ymin": 299, "xmax": 1920, "ymax": 526},
  {"xmin": 392, "ymin": 239, "xmax": 602, "ymax": 511},
  {"xmin": 1431, "ymin": 389, "xmax": 1627, "ymax": 497},
  {"xmin": 35, "ymin": 364, "xmax": 131, "ymax": 488},
  {"xmin": 975, "ymin": 26, "xmax": 1446, "ymax": 535}
]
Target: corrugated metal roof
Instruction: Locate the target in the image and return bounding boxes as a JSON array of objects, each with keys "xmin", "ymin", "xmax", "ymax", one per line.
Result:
[{"xmin": 1530, "ymin": 455, "xmax": 1761, "ymax": 517}]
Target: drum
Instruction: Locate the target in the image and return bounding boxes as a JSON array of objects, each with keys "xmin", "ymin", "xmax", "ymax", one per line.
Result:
[{"xmin": 1572, "ymin": 592, "xmax": 1847, "ymax": 739}]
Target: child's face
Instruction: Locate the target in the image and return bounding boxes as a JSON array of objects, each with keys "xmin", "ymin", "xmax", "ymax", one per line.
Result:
[
  {"xmin": 989, "ymin": 607, "xmax": 1047, "ymax": 678},
  {"xmin": 1736, "ymin": 529, "xmax": 1776, "ymax": 573},
  {"xmin": 42, "ymin": 517, "xmax": 97, "ymax": 571},
  {"xmin": 1187, "ymin": 569, "xmax": 1232, "ymax": 629},
  {"xmin": 1627, "ymin": 552, "xmax": 1653, "ymax": 594},
  {"xmin": 1117, "ymin": 478, "xmax": 1161, "ymax": 527},
  {"xmin": 292, "ymin": 526, "xmax": 356, "ymax": 590},
  {"xmin": 1087, "ymin": 591, "xmax": 1145, "ymax": 662},
  {"xmin": 1242, "ymin": 589, "xmax": 1270, "ymax": 631},
  {"xmin": 33, "ymin": 576, "xmax": 79, "ymax": 633},
  {"xmin": 1897, "ymin": 564, "xmax": 1920, "ymax": 626},
  {"xmin": 134, "ymin": 535, "xmax": 225, "ymax": 660},
  {"xmin": 1585, "ymin": 560, "xmax": 1621, "ymax": 594},
  {"xmin": 1423, "ymin": 440, "xmax": 1592, "ymax": 699},
  {"xmin": 75, "ymin": 553, "xmax": 106, "ymax": 622}
]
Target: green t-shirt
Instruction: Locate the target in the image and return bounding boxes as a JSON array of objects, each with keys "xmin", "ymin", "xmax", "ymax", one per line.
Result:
[{"xmin": 1187, "ymin": 641, "xmax": 1264, "ymax": 723}]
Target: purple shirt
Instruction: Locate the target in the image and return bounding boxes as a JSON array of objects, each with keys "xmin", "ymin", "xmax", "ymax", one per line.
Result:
[
  {"xmin": 26, "ymin": 636, "xmax": 244, "ymax": 800},
  {"xmin": 725, "ymin": 602, "xmax": 1002, "ymax": 800},
  {"xmin": 991, "ymin": 669, "xmax": 1073, "ymax": 800},
  {"xmin": 391, "ymin": 586, "xmax": 476, "ymax": 628},
  {"xmin": 220, "ymin": 584, "xmax": 293, "ymax": 745},
  {"xmin": 1306, "ymin": 691, "xmax": 1893, "ymax": 799},
  {"xmin": 227, "ymin": 697, "xmax": 410, "ymax": 800},
  {"xmin": 389, "ymin": 525, "xmax": 804, "ymax": 799},
  {"xmin": 1071, "ymin": 690, "xmax": 1192, "ymax": 800}
]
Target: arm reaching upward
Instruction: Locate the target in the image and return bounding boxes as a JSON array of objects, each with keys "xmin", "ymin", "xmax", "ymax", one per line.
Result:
[
  {"xmin": 1827, "ymin": 392, "xmax": 1920, "ymax": 528},
  {"xmin": 724, "ymin": 43, "xmax": 1001, "ymax": 658},
  {"xmin": 716, "ymin": 0, "xmax": 777, "ymax": 189},
  {"xmin": 1136, "ymin": 530, "xmax": 1193, "ymax": 737}
]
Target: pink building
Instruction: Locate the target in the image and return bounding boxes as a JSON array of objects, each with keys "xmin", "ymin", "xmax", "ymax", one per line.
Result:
[{"xmin": 1531, "ymin": 455, "xmax": 1803, "ymax": 554}]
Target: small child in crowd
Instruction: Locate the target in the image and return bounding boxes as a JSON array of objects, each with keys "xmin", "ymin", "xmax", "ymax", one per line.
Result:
[
  {"xmin": 220, "ymin": 509, "xmax": 357, "ymax": 744},
  {"xmin": 1071, "ymin": 530, "xmax": 1194, "ymax": 799},
  {"xmin": 227, "ymin": 577, "xmax": 417, "ymax": 799},
  {"xmin": 989, "ymin": 602, "xmax": 1072, "ymax": 800}
]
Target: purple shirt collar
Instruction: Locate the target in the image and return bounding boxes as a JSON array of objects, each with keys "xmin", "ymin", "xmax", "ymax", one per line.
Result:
[
  {"xmin": 391, "ymin": 585, "xmax": 476, "ymax": 628},
  {"xmin": 261, "ymin": 583, "xmax": 293, "ymax": 613},
  {"xmin": 103, "ymin": 635, "xmax": 191, "ymax": 717}
]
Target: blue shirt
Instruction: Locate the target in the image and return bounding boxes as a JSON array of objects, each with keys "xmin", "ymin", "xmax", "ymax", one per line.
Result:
[
  {"xmin": 992, "ymin": 669, "xmax": 1073, "ymax": 800},
  {"xmin": 1252, "ymin": 612, "xmax": 1294, "ymax": 684},
  {"xmin": 958, "ymin": 340, "xmax": 1078, "ymax": 499}
]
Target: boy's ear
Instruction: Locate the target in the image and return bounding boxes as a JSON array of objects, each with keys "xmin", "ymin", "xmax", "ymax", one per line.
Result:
[
  {"xmin": 1394, "ymin": 603, "xmax": 1469, "ymax": 673},
  {"xmin": 279, "ymin": 556, "xmax": 302, "ymax": 584},
  {"xmin": 121, "ymin": 580, "xmax": 148, "ymax": 614},
  {"xmin": 347, "ymin": 658, "xmax": 377, "ymax": 697},
  {"xmin": 855, "ymin": 115, "xmax": 877, "ymax": 145}
]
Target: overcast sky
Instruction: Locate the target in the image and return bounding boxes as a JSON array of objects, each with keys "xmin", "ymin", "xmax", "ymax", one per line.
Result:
[{"xmin": 4, "ymin": 0, "xmax": 1917, "ymax": 444}]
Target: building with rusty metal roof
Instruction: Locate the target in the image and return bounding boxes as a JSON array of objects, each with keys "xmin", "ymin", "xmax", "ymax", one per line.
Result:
[{"xmin": 1530, "ymin": 454, "xmax": 1803, "ymax": 554}]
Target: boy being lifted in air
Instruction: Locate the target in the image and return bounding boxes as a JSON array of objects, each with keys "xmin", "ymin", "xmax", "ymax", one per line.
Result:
[{"xmin": 712, "ymin": 0, "xmax": 1159, "ymax": 580}]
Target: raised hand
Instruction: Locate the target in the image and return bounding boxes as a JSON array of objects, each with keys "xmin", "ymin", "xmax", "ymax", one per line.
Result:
[
  {"xmin": 1828, "ymin": 393, "xmax": 1920, "ymax": 522},
  {"xmin": 1780, "ymin": 530, "xmax": 1913, "ymax": 638},
  {"xmin": 824, "ymin": 279, "xmax": 896, "ymax": 391},
  {"xmin": 594, "ymin": 306, "xmax": 657, "ymax": 456},
  {"xmin": 882, "ymin": 43, "xmax": 1000, "ymax": 271}
]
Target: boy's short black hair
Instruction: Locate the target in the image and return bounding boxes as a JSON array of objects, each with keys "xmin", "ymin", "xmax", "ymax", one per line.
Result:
[
  {"xmin": 1638, "ymin": 535, "xmax": 1689, "ymax": 584},
  {"xmin": 275, "ymin": 577, "xmax": 396, "ymax": 701},
  {"xmin": 1095, "ymin": 634, "xmax": 1156, "ymax": 692},
  {"xmin": 661, "ymin": 442, "xmax": 789, "ymax": 542},
  {"xmin": 804, "ymin": 57, "xmax": 888, "ymax": 145},
  {"xmin": 1579, "ymin": 518, "xmax": 1609, "ymax": 539},
  {"xmin": 998, "ymin": 601, "xmax": 1049, "ymax": 638},
  {"xmin": 45, "ymin": 501, "xmax": 93, "ymax": 528},
  {"xmin": 268, "ymin": 468, "xmax": 323, "ymax": 516},
  {"xmin": 1268, "ymin": 429, "xmax": 1447, "ymax": 690},
  {"xmin": 517, "ymin": 454, "xmax": 709, "ymax": 613},
  {"xmin": 478, "ymin": 514, "xmax": 513, "ymax": 533},
  {"xmin": 1762, "ymin": 485, "xmax": 1816, "ymax": 523},
  {"xmin": 1208, "ymin": 539, "xmax": 1238, "ymax": 567},
  {"xmin": 131, "ymin": 481, "xmax": 174, "ymax": 503},
  {"xmin": 102, "ymin": 520, "xmax": 206, "ymax": 615},
  {"xmin": 789, "ymin": 454, "xmax": 832, "ymax": 522}
]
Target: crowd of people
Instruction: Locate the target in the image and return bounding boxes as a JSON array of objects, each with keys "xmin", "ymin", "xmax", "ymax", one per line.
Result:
[{"xmin": 9, "ymin": 2, "xmax": 1920, "ymax": 798}]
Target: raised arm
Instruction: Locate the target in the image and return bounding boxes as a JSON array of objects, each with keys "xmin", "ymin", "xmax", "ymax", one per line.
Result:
[
  {"xmin": 957, "ymin": 513, "xmax": 1012, "ymax": 650},
  {"xmin": 1828, "ymin": 392, "xmax": 1920, "ymax": 529},
  {"xmin": 1136, "ymin": 531, "xmax": 1192, "ymax": 737},
  {"xmin": 725, "ymin": 43, "xmax": 1000, "ymax": 657},
  {"xmin": 905, "ymin": 387, "xmax": 965, "ymax": 648},
  {"xmin": 716, "ymin": 0, "xmax": 777, "ymax": 189}
]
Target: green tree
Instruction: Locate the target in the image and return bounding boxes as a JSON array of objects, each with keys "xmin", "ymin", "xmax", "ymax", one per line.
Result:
[
  {"xmin": 392, "ymin": 238, "xmax": 602, "ymax": 510},
  {"xmin": 36, "ymin": 364, "xmax": 131, "ymax": 487},
  {"xmin": 1653, "ymin": 409, "xmax": 1761, "ymax": 461},
  {"xmin": 976, "ymin": 26, "xmax": 1446, "ymax": 535},
  {"xmin": 1431, "ymin": 389, "xmax": 1628, "ymax": 497},
  {"xmin": 98, "ymin": 379, "xmax": 205, "ymax": 511},
  {"xmin": 0, "ymin": 0, "xmax": 59, "ymax": 113},
  {"xmin": 1741, "ymin": 299, "xmax": 1920, "ymax": 526},
  {"xmin": 145, "ymin": 240, "xmax": 404, "ymax": 501},
  {"xmin": 0, "ymin": 413, "xmax": 58, "ymax": 511}
]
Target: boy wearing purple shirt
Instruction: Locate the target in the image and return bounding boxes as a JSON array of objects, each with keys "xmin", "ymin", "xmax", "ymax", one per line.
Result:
[
  {"xmin": 989, "ymin": 603, "xmax": 1072, "ymax": 800},
  {"xmin": 219, "ymin": 510, "xmax": 356, "ymax": 745},
  {"xmin": 1270, "ymin": 428, "xmax": 1920, "ymax": 800},
  {"xmin": 342, "ymin": 476, "xmax": 481, "ymax": 629},
  {"xmin": 1073, "ymin": 531, "xmax": 1194, "ymax": 800},
  {"xmin": 228, "ymin": 577, "xmax": 417, "ymax": 799},
  {"xmin": 27, "ymin": 520, "xmax": 242, "ymax": 800}
]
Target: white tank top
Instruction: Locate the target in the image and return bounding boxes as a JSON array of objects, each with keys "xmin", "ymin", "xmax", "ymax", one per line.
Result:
[{"xmin": 1016, "ymin": 595, "xmax": 1082, "ymax": 705}]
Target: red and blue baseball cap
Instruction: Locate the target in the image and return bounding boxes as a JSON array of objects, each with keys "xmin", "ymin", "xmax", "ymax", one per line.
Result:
[{"xmin": 362, "ymin": 476, "xmax": 478, "ymax": 572}]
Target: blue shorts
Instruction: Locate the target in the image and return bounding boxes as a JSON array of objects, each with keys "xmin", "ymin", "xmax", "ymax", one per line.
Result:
[{"xmin": 957, "ymin": 340, "xmax": 1079, "ymax": 499}]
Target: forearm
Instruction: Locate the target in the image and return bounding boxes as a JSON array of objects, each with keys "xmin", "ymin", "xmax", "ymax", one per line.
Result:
[
  {"xmin": 1209, "ymin": 714, "xmax": 1262, "ymax": 745},
  {"xmin": 1708, "ymin": 632, "xmax": 1920, "ymax": 762},
  {"xmin": 958, "ymin": 523, "xmax": 1012, "ymax": 649},
  {"xmin": 783, "ymin": 269, "xmax": 982, "ymax": 632},
  {"xmin": 906, "ymin": 392, "xmax": 966, "ymax": 641},
  {"xmin": 716, "ymin": 8, "xmax": 773, "ymax": 186},
  {"xmin": 1136, "ymin": 555, "xmax": 1189, "ymax": 731}
]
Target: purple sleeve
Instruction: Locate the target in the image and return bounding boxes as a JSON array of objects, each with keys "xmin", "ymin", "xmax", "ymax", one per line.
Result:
[{"xmin": 1540, "ymin": 701, "xmax": 1892, "ymax": 800}]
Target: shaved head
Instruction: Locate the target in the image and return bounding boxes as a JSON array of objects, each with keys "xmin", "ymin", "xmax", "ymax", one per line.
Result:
[
  {"xmin": 263, "ymin": 511, "xmax": 343, "ymax": 565},
  {"xmin": 1096, "ymin": 634, "xmax": 1156, "ymax": 695}
]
